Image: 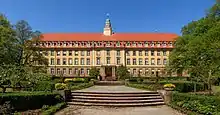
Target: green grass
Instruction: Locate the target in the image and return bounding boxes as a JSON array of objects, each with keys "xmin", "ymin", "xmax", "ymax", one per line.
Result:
[{"xmin": 212, "ymin": 86, "xmax": 220, "ymax": 96}]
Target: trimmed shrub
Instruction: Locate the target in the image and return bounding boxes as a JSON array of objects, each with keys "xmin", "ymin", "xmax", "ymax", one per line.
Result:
[
  {"xmin": 0, "ymin": 92, "xmax": 62, "ymax": 112},
  {"xmin": 55, "ymin": 83, "xmax": 67, "ymax": 90},
  {"xmin": 42, "ymin": 102, "xmax": 66, "ymax": 115},
  {"xmin": 34, "ymin": 81, "xmax": 54, "ymax": 91},
  {"xmin": 171, "ymin": 92, "xmax": 220, "ymax": 115},
  {"xmin": 126, "ymin": 83, "xmax": 162, "ymax": 91},
  {"xmin": 70, "ymin": 82, "xmax": 94, "ymax": 90}
]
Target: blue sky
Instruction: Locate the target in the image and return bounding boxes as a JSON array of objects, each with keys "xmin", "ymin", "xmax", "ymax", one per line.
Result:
[{"xmin": 0, "ymin": 0, "xmax": 216, "ymax": 35}]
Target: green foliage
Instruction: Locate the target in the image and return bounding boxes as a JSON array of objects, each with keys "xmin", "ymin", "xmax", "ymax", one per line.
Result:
[
  {"xmin": 0, "ymin": 92, "xmax": 62, "ymax": 112},
  {"xmin": 70, "ymin": 82, "xmax": 94, "ymax": 90},
  {"xmin": 0, "ymin": 101, "xmax": 13, "ymax": 114},
  {"xmin": 55, "ymin": 83, "xmax": 67, "ymax": 90},
  {"xmin": 116, "ymin": 65, "xmax": 129, "ymax": 80},
  {"xmin": 33, "ymin": 81, "xmax": 54, "ymax": 91},
  {"xmin": 126, "ymin": 83, "xmax": 162, "ymax": 91},
  {"xmin": 89, "ymin": 67, "xmax": 99, "ymax": 78},
  {"xmin": 171, "ymin": 92, "xmax": 220, "ymax": 115},
  {"xmin": 41, "ymin": 102, "xmax": 66, "ymax": 115},
  {"xmin": 168, "ymin": 2, "xmax": 220, "ymax": 94}
]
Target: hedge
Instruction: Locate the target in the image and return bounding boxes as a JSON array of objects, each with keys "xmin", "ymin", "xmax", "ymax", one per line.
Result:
[
  {"xmin": 171, "ymin": 92, "xmax": 220, "ymax": 115},
  {"xmin": 126, "ymin": 83, "xmax": 162, "ymax": 91},
  {"xmin": 0, "ymin": 92, "xmax": 63, "ymax": 112},
  {"xmin": 33, "ymin": 81, "xmax": 55, "ymax": 91},
  {"xmin": 42, "ymin": 102, "xmax": 66, "ymax": 115},
  {"xmin": 128, "ymin": 80, "xmax": 206, "ymax": 92},
  {"xmin": 70, "ymin": 82, "xmax": 94, "ymax": 90}
]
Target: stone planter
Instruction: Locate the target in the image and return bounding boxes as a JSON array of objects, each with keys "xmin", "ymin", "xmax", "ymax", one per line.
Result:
[
  {"xmin": 164, "ymin": 87, "xmax": 174, "ymax": 91},
  {"xmin": 54, "ymin": 89, "xmax": 71, "ymax": 102}
]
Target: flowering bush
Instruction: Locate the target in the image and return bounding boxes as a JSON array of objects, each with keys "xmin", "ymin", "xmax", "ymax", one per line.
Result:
[
  {"xmin": 55, "ymin": 83, "xmax": 67, "ymax": 90},
  {"xmin": 164, "ymin": 83, "xmax": 176, "ymax": 88}
]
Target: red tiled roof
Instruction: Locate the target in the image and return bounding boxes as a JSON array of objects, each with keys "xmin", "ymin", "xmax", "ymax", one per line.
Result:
[{"xmin": 40, "ymin": 33, "xmax": 178, "ymax": 42}]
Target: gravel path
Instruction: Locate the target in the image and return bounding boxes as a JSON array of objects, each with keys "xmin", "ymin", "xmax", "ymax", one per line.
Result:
[
  {"xmin": 55, "ymin": 105, "xmax": 184, "ymax": 115},
  {"xmin": 73, "ymin": 86, "xmax": 151, "ymax": 92},
  {"xmin": 55, "ymin": 85, "xmax": 184, "ymax": 115}
]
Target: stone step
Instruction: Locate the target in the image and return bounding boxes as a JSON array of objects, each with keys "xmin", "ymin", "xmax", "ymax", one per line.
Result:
[
  {"xmin": 94, "ymin": 81, "xmax": 125, "ymax": 86},
  {"xmin": 71, "ymin": 93, "xmax": 160, "ymax": 97},
  {"xmin": 70, "ymin": 99, "xmax": 164, "ymax": 103},
  {"xmin": 71, "ymin": 91, "xmax": 158, "ymax": 94},
  {"xmin": 67, "ymin": 101, "xmax": 165, "ymax": 107},
  {"xmin": 71, "ymin": 96, "xmax": 162, "ymax": 100}
]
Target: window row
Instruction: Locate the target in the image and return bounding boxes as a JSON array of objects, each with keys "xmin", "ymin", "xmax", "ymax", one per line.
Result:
[
  {"xmin": 50, "ymin": 68, "xmax": 90, "ymax": 75},
  {"xmin": 126, "ymin": 58, "xmax": 167, "ymax": 65},
  {"xmin": 37, "ymin": 41, "xmax": 173, "ymax": 47},
  {"xmin": 50, "ymin": 58, "xmax": 90, "ymax": 65},
  {"xmin": 45, "ymin": 50, "xmax": 91, "ymax": 56},
  {"xmin": 126, "ymin": 50, "xmax": 167, "ymax": 56}
]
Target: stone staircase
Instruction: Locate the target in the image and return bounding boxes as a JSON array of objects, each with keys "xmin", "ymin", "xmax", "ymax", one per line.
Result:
[{"xmin": 67, "ymin": 91, "xmax": 165, "ymax": 107}]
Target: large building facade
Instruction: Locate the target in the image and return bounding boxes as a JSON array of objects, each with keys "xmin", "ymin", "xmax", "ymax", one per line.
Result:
[{"xmin": 38, "ymin": 18, "xmax": 178, "ymax": 80}]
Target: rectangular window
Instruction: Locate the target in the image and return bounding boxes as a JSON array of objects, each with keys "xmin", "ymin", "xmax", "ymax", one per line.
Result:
[
  {"xmin": 126, "ymin": 51, "xmax": 130, "ymax": 56},
  {"xmin": 96, "ymin": 50, "xmax": 101, "ymax": 56},
  {"xmin": 81, "ymin": 68, "xmax": 84, "ymax": 75},
  {"xmin": 97, "ymin": 57, "xmax": 100, "ymax": 65},
  {"xmin": 51, "ymin": 50, "xmax": 54, "ymax": 56},
  {"xmin": 107, "ymin": 57, "xmax": 111, "ymax": 64},
  {"xmin": 86, "ymin": 58, "xmax": 90, "ymax": 65},
  {"xmin": 117, "ymin": 50, "xmax": 120, "ymax": 56},
  {"xmin": 163, "ymin": 51, "xmax": 167, "ymax": 56},
  {"xmin": 74, "ymin": 58, "xmax": 78, "ymax": 65},
  {"xmin": 68, "ymin": 58, "xmax": 72, "ymax": 65},
  {"xmin": 50, "ymin": 68, "xmax": 55, "ymax": 74},
  {"xmin": 57, "ymin": 51, "xmax": 60, "ymax": 56},
  {"xmin": 74, "ymin": 68, "xmax": 78, "ymax": 75},
  {"xmin": 57, "ymin": 68, "xmax": 61, "ymax": 75},
  {"xmin": 69, "ymin": 50, "xmax": 72, "ymax": 56},
  {"xmin": 117, "ymin": 57, "xmax": 120, "ymax": 65},
  {"xmin": 151, "ymin": 58, "xmax": 155, "ymax": 65},
  {"xmin": 63, "ymin": 68, "xmax": 66, "ymax": 75},
  {"xmin": 139, "ymin": 58, "xmax": 143, "ymax": 65},
  {"xmin": 81, "ymin": 51, "xmax": 84, "ymax": 56},
  {"xmin": 107, "ymin": 50, "xmax": 110, "ymax": 56},
  {"xmin": 45, "ymin": 51, "xmax": 48, "ymax": 56},
  {"xmin": 75, "ymin": 51, "xmax": 78, "ymax": 56},
  {"xmin": 81, "ymin": 58, "xmax": 84, "ymax": 65},
  {"xmin": 163, "ymin": 58, "xmax": 167, "ymax": 65},
  {"xmin": 63, "ymin": 58, "xmax": 67, "ymax": 65},
  {"xmin": 57, "ymin": 59, "xmax": 60, "ymax": 65},
  {"xmin": 127, "ymin": 58, "xmax": 130, "ymax": 65},
  {"xmin": 87, "ymin": 50, "xmax": 90, "ymax": 56},
  {"xmin": 157, "ymin": 58, "xmax": 161, "ymax": 65},
  {"xmin": 151, "ymin": 50, "xmax": 154, "ymax": 56},
  {"xmin": 63, "ymin": 50, "xmax": 66, "ymax": 56},
  {"xmin": 145, "ymin": 58, "xmax": 149, "ymax": 65},
  {"xmin": 50, "ymin": 58, "xmax": 54, "ymax": 65},
  {"xmin": 157, "ymin": 51, "xmax": 160, "ymax": 56},
  {"xmin": 145, "ymin": 50, "xmax": 148, "ymax": 56},
  {"xmin": 133, "ymin": 58, "xmax": 137, "ymax": 65},
  {"xmin": 87, "ymin": 69, "xmax": 90, "ymax": 75},
  {"xmin": 139, "ymin": 51, "xmax": 142, "ymax": 56},
  {"xmin": 133, "ymin": 51, "xmax": 136, "ymax": 56},
  {"xmin": 69, "ymin": 68, "xmax": 72, "ymax": 75},
  {"xmin": 133, "ymin": 69, "xmax": 136, "ymax": 74}
]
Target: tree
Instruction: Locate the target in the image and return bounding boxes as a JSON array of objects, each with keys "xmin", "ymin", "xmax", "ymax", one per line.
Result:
[
  {"xmin": 116, "ymin": 65, "xmax": 129, "ymax": 80},
  {"xmin": 14, "ymin": 20, "xmax": 48, "ymax": 72},
  {"xmin": 0, "ymin": 14, "xmax": 17, "ymax": 65},
  {"xmin": 89, "ymin": 67, "xmax": 99, "ymax": 79},
  {"xmin": 167, "ymin": 2, "xmax": 220, "ymax": 94}
]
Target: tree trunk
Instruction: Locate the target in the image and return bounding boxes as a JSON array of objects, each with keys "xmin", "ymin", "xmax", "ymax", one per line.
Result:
[{"xmin": 208, "ymin": 70, "xmax": 212, "ymax": 95}]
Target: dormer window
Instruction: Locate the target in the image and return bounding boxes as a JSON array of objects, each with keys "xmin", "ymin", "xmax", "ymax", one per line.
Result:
[
  {"xmin": 138, "ymin": 42, "xmax": 142, "ymax": 47},
  {"xmin": 162, "ymin": 42, "xmax": 167, "ymax": 47},
  {"xmin": 48, "ymin": 42, "xmax": 51, "ymax": 46},
  {"xmin": 145, "ymin": 42, "xmax": 148, "ymax": 47},
  {"xmin": 116, "ymin": 42, "xmax": 120, "ymax": 47},
  {"xmin": 126, "ymin": 42, "xmax": 130, "ymax": 46},
  {"xmin": 53, "ymin": 42, "xmax": 57, "ymax": 46},
  {"xmin": 157, "ymin": 42, "xmax": 161, "ymax": 47},
  {"xmin": 150, "ymin": 42, "xmax": 154, "ymax": 47},
  {"xmin": 169, "ymin": 42, "xmax": 173, "ymax": 47},
  {"xmin": 132, "ymin": 42, "xmax": 136, "ymax": 46}
]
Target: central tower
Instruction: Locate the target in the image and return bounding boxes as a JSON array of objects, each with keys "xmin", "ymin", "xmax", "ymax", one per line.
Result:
[{"xmin": 103, "ymin": 15, "xmax": 113, "ymax": 36}]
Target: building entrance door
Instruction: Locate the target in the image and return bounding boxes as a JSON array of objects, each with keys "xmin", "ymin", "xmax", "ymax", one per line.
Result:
[{"xmin": 105, "ymin": 66, "xmax": 112, "ymax": 77}]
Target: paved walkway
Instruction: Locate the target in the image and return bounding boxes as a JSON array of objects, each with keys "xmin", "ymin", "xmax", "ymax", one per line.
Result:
[{"xmin": 56, "ymin": 86, "xmax": 184, "ymax": 115}]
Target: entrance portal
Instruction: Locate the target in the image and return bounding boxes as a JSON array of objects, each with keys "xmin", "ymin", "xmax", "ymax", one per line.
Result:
[{"xmin": 105, "ymin": 66, "xmax": 112, "ymax": 77}]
